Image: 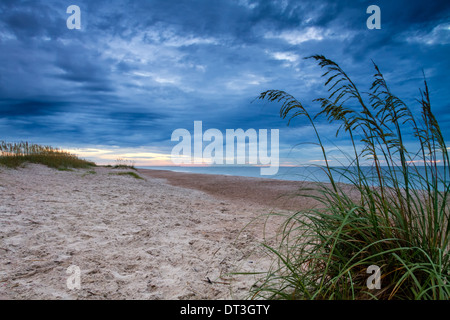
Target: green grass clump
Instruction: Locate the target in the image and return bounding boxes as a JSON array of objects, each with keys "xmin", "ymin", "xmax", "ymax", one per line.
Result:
[
  {"xmin": 0, "ymin": 141, "xmax": 96, "ymax": 169},
  {"xmin": 81, "ymin": 170, "xmax": 97, "ymax": 177},
  {"xmin": 110, "ymin": 171, "xmax": 144, "ymax": 180},
  {"xmin": 250, "ymin": 55, "xmax": 450, "ymax": 300},
  {"xmin": 113, "ymin": 158, "xmax": 136, "ymax": 170}
]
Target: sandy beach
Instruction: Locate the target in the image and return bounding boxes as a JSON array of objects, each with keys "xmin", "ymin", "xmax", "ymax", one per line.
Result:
[{"xmin": 0, "ymin": 164, "xmax": 326, "ymax": 300}]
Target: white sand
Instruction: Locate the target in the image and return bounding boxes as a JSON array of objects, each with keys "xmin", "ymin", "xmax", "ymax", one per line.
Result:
[{"xmin": 0, "ymin": 164, "xmax": 289, "ymax": 300}]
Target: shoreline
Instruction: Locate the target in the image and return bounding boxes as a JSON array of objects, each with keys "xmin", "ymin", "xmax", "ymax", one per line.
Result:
[
  {"xmin": 137, "ymin": 168, "xmax": 324, "ymax": 211},
  {"xmin": 137, "ymin": 167, "xmax": 363, "ymax": 212}
]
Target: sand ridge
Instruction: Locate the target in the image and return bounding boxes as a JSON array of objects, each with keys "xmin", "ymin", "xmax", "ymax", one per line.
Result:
[{"xmin": 0, "ymin": 164, "xmax": 298, "ymax": 300}]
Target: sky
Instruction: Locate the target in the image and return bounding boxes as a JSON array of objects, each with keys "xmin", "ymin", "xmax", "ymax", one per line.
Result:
[{"xmin": 0, "ymin": 0, "xmax": 449, "ymax": 167}]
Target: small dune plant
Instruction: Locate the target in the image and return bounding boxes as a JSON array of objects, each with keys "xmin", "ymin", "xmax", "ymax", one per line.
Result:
[
  {"xmin": 0, "ymin": 141, "xmax": 95, "ymax": 169},
  {"xmin": 251, "ymin": 55, "xmax": 450, "ymax": 300},
  {"xmin": 113, "ymin": 158, "xmax": 137, "ymax": 170},
  {"xmin": 110, "ymin": 171, "xmax": 144, "ymax": 180}
]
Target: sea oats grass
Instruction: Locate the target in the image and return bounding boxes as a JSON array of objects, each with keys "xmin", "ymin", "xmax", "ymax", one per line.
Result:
[
  {"xmin": 0, "ymin": 141, "xmax": 95, "ymax": 169},
  {"xmin": 250, "ymin": 56, "xmax": 450, "ymax": 300}
]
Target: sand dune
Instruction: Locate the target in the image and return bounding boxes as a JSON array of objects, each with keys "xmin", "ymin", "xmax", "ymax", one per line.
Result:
[{"xmin": 0, "ymin": 164, "xmax": 312, "ymax": 300}]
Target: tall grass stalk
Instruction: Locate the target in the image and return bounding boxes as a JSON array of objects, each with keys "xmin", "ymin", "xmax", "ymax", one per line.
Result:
[
  {"xmin": 0, "ymin": 141, "xmax": 95, "ymax": 169},
  {"xmin": 252, "ymin": 56, "xmax": 450, "ymax": 300}
]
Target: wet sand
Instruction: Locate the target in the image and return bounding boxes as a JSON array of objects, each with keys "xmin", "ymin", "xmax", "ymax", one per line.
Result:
[{"xmin": 137, "ymin": 168, "xmax": 326, "ymax": 211}]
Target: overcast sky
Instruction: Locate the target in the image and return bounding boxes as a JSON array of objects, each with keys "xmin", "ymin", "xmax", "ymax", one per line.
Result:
[{"xmin": 1, "ymin": 0, "xmax": 449, "ymax": 166}]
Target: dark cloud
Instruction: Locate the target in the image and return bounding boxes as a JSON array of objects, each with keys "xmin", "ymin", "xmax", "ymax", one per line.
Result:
[
  {"xmin": 0, "ymin": 0, "xmax": 65, "ymax": 40},
  {"xmin": 0, "ymin": 99, "xmax": 70, "ymax": 117},
  {"xmin": 0, "ymin": 0, "xmax": 449, "ymax": 163}
]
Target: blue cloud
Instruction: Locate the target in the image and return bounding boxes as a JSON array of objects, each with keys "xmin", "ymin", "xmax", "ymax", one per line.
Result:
[{"xmin": 0, "ymin": 0, "xmax": 449, "ymax": 165}]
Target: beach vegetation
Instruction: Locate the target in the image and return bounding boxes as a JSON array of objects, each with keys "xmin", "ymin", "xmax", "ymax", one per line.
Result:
[
  {"xmin": 113, "ymin": 158, "xmax": 137, "ymax": 170},
  {"xmin": 81, "ymin": 170, "xmax": 97, "ymax": 177},
  {"xmin": 109, "ymin": 171, "xmax": 144, "ymax": 180},
  {"xmin": 0, "ymin": 141, "xmax": 96, "ymax": 169},
  {"xmin": 251, "ymin": 55, "xmax": 450, "ymax": 300}
]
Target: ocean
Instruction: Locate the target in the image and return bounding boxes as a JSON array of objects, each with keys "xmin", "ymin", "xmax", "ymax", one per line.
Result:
[
  {"xmin": 139, "ymin": 165, "xmax": 327, "ymax": 181},
  {"xmin": 138, "ymin": 165, "xmax": 449, "ymax": 190}
]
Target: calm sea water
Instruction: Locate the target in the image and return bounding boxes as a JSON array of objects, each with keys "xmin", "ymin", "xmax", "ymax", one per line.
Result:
[
  {"xmin": 139, "ymin": 165, "xmax": 327, "ymax": 181},
  {"xmin": 138, "ymin": 165, "xmax": 449, "ymax": 190}
]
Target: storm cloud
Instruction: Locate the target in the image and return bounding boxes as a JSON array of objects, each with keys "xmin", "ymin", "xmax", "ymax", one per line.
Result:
[{"xmin": 1, "ymin": 0, "xmax": 449, "ymax": 164}]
